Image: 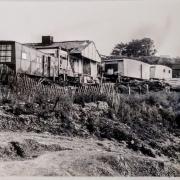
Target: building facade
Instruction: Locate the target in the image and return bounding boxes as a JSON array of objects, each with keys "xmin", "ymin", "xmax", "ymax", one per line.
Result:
[
  {"xmin": 25, "ymin": 36, "xmax": 101, "ymax": 83},
  {"xmin": 103, "ymin": 57, "xmax": 172, "ymax": 80},
  {"xmin": 150, "ymin": 65, "xmax": 172, "ymax": 79},
  {"xmin": 103, "ymin": 58, "xmax": 150, "ymax": 80},
  {"xmin": 0, "ymin": 41, "xmax": 58, "ymax": 79}
]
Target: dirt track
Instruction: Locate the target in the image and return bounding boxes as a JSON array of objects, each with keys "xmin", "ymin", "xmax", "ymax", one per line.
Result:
[{"xmin": 0, "ymin": 132, "xmax": 179, "ymax": 176}]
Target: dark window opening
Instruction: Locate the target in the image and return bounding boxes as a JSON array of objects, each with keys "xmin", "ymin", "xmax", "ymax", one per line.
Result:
[
  {"xmin": 0, "ymin": 45, "xmax": 12, "ymax": 62},
  {"xmin": 105, "ymin": 63, "xmax": 118, "ymax": 74}
]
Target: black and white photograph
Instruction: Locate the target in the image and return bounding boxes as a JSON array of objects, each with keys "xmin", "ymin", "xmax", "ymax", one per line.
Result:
[{"xmin": 0, "ymin": 0, "xmax": 179, "ymax": 177}]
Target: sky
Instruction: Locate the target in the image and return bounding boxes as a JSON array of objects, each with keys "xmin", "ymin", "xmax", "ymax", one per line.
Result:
[{"xmin": 0, "ymin": 0, "xmax": 180, "ymax": 57}]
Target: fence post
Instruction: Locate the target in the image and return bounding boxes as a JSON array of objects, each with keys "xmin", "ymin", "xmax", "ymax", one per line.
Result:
[
  {"xmin": 165, "ymin": 86, "xmax": 170, "ymax": 93},
  {"xmin": 112, "ymin": 87, "xmax": 115, "ymax": 107},
  {"xmin": 100, "ymin": 83, "xmax": 103, "ymax": 94},
  {"xmin": 146, "ymin": 84, "xmax": 149, "ymax": 94},
  {"xmin": 128, "ymin": 85, "xmax": 131, "ymax": 95},
  {"xmin": 139, "ymin": 86, "xmax": 141, "ymax": 95}
]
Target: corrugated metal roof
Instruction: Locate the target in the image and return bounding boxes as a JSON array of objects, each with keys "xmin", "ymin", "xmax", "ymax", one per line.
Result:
[{"xmin": 25, "ymin": 40, "xmax": 91, "ymax": 54}]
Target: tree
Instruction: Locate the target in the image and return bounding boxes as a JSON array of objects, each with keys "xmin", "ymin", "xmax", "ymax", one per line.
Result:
[
  {"xmin": 111, "ymin": 43, "xmax": 127, "ymax": 56},
  {"xmin": 111, "ymin": 38, "xmax": 157, "ymax": 57}
]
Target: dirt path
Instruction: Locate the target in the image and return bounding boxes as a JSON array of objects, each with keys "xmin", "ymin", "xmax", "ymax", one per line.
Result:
[{"xmin": 0, "ymin": 132, "xmax": 179, "ymax": 176}]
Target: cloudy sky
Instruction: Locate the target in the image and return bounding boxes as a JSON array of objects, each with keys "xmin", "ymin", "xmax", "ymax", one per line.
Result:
[{"xmin": 0, "ymin": 0, "xmax": 179, "ymax": 57}]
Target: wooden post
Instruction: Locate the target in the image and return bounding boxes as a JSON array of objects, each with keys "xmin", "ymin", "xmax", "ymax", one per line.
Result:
[
  {"xmin": 53, "ymin": 67, "xmax": 55, "ymax": 82},
  {"xmin": 165, "ymin": 86, "xmax": 170, "ymax": 93},
  {"xmin": 139, "ymin": 86, "xmax": 141, "ymax": 94},
  {"xmin": 168, "ymin": 86, "xmax": 171, "ymax": 93},
  {"xmin": 101, "ymin": 72, "xmax": 104, "ymax": 84},
  {"xmin": 128, "ymin": 84, "xmax": 131, "ymax": 95},
  {"xmin": 66, "ymin": 52, "xmax": 69, "ymax": 75},
  {"xmin": 146, "ymin": 84, "xmax": 149, "ymax": 94},
  {"xmin": 100, "ymin": 72, "xmax": 103, "ymax": 94},
  {"xmin": 63, "ymin": 70, "xmax": 66, "ymax": 81},
  {"xmin": 118, "ymin": 74, "xmax": 121, "ymax": 83},
  {"xmin": 112, "ymin": 86, "xmax": 115, "ymax": 107}
]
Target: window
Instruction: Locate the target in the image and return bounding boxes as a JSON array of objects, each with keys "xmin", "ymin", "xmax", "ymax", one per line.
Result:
[
  {"xmin": 163, "ymin": 69, "xmax": 166, "ymax": 72},
  {"xmin": 37, "ymin": 56, "xmax": 42, "ymax": 63},
  {"xmin": 6, "ymin": 51, "xmax": 11, "ymax": 56},
  {"xmin": 0, "ymin": 51, "xmax": 6, "ymax": 56},
  {"xmin": 22, "ymin": 52, "xmax": 27, "ymax": 60},
  {"xmin": 2, "ymin": 45, "xmax": 6, "ymax": 50},
  {"xmin": 60, "ymin": 55, "xmax": 67, "ymax": 60},
  {"xmin": 169, "ymin": 70, "xmax": 171, "ymax": 73},
  {"xmin": 0, "ymin": 44, "xmax": 12, "ymax": 62},
  {"xmin": 5, "ymin": 57, "xmax": 11, "ymax": 62},
  {"xmin": 59, "ymin": 59, "xmax": 63, "ymax": 66},
  {"xmin": 6, "ymin": 45, "xmax": 12, "ymax": 51}
]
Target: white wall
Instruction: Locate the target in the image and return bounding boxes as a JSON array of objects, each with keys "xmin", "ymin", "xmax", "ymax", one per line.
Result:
[
  {"xmin": 123, "ymin": 59, "xmax": 150, "ymax": 79},
  {"xmin": 141, "ymin": 62, "xmax": 150, "ymax": 79},
  {"xmin": 104, "ymin": 59, "xmax": 150, "ymax": 79},
  {"xmin": 150, "ymin": 65, "xmax": 172, "ymax": 79},
  {"xmin": 104, "ymin": 58, "xmax": 173, "ymax": 80},
  {"xmin": 90, "ymin": 61, "xmax": 98, "ymax": 78},
  {"xmin": 82, "ymin": 42, "xmax": 101, "ymax": 63},
  {"xmin": 16, "ymin": 43, "xmax": 43, "ymax": 76},
  {"xmin": 15, "ymin": 43, "xmax": 58, "ymax": 77}
]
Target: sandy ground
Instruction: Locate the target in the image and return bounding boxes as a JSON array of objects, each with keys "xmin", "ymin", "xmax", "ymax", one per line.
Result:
[{"xmin": 0, "ymin": 132, "xmax": 179, "ymax": 176}]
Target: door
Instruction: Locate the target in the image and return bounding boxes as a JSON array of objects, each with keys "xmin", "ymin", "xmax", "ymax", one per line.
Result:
[
  {"xmin": 83, "ymin": 58, "xmax": 91, "ymax": 75},
  {"xmin": 42, "ymin": 55, "xmax": 45, "ymax": 76},
  {"xmin": 47, "ymin": 57, "xmax": 51, "ymax": 77},
  {"xmin": 140, "ymin": 64, "xmax": 143, "ymax": 79},
  {"xmin": 150, "ymin": 66, "xmax": 155, "ymax": 79}
]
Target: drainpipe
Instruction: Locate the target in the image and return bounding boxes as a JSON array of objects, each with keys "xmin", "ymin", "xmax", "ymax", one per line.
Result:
[{"xmin": 57, "ymin": 48, "xmax": 60, "ymax": 77}]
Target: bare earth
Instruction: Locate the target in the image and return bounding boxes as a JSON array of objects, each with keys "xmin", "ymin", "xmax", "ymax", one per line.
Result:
[{"xmin": 0, "ymin": 132, "xmax": 179, "ymax": 176}]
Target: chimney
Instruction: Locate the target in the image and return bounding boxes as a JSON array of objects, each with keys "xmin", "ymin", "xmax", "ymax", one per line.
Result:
[{"xmin": 42, "ymin": 36, "xmax": 53, "ymax": 45}]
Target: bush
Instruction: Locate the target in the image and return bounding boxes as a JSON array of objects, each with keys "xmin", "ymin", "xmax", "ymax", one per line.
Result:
[{"xmin": 73, "ymin": 91, "xmax": 108, "ymax": 105}]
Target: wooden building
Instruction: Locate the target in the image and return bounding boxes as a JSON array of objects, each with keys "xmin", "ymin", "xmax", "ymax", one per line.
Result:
[
  {"xmin": 103, "ymin": 57, "xmax": 172, "ymax": 80},
  {"xmin": 103, "ymin": 58, "xmax": 150, "ymax": 80},
  {"xmin": 0, "ymin": 41, "xmax": 58, "ymax": 79},
  {"xmin": 150, "ymin": 65, "xmax": 172, "ymax": 79},
  {"xmin": 25, "ymin": 36, "xmax": 101, "ymax": 83}
]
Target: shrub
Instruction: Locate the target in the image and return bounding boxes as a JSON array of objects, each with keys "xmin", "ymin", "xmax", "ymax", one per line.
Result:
[{"xmin": 73, "ymin": 91, "xmax": 108, "ymax": 105}]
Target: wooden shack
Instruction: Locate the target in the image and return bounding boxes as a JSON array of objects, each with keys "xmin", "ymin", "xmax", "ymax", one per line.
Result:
[
  {"xmin": 25, "ymin": 36, "xmax": 101, "ymax": 83},
  {"xmin": 0, "ymin": 41, "xmax": 58, "ymax": 79},
  {"xmin": 103, "ymin": 58, "xmax": 150, "ymax": 80}
]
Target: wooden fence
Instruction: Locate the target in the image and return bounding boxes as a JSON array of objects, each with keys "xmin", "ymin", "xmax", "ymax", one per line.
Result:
[{"xmin": 14, "ymin": 75, "xmax": 116, "ymax": 105}]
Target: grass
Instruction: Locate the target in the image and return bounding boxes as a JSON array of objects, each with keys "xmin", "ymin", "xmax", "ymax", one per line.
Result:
[
  {"xmin": 0, "ymin": 79, "xmax": 180, "ymax": 160},
  {"xmin": 0, "ymin": 75, "xmax": 180, "ymax": 175},
  {"xmin": 114, "ymin": 92, "xmax": 180, "ymax": 130},
  {"xmin": 1, "ymin": 79, "xmax": 180, "ymax": 124},
  {"xmin": 0, "ymin": 75, "xmax": 180, "ymax": 138}
]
